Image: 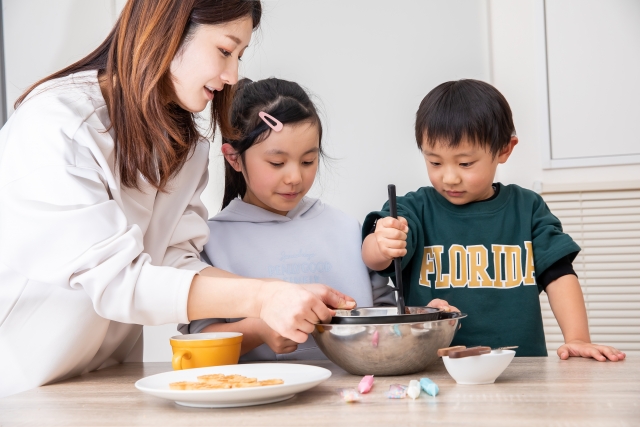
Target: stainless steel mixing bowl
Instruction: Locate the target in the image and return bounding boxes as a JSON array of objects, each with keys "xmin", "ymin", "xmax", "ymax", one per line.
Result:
[{"xmin": 312, "ymin": 308, "xmax": 467, "ymax": 376}]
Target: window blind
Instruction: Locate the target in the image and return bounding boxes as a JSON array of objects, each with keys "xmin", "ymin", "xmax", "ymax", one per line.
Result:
[{"xmin": 539, "ymin": 181, "xmax": 640, "ymax": 357}]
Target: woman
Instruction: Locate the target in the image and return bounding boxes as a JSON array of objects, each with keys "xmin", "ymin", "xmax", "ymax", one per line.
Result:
[{"xmin": 0, "ymin": 0, "xmax": 354, "ymax": 397}]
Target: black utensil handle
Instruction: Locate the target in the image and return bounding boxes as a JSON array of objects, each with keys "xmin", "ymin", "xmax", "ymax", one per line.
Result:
[
  {"xmin": 388, "ymin": 184, "xmax": 406, "ymax": 315},
  {"xmin": 388, "ymin": 184, "xmax": 398, "ymax": 219}
]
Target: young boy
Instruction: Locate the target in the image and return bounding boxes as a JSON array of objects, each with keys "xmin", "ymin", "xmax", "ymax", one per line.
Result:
[{"xmin": 361, "ymin": 79, "xmax": 625, "ymax": 361}]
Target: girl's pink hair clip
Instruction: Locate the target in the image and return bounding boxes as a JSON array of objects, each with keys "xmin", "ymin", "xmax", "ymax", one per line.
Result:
[{"xmin": 258, "ymin": 111, "xmax": 283, "ymax": 132}]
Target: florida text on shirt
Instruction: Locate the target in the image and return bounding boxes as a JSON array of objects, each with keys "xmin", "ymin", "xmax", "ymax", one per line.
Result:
[{"xmin": 419, "ymin": 241, "xmax": 535, "ymax": 288}]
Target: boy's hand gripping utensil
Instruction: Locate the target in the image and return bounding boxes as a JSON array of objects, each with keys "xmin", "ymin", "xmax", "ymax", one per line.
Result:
[{"xmin": 388, "ymin": 184, "xmax": 406, "ymax": 316}]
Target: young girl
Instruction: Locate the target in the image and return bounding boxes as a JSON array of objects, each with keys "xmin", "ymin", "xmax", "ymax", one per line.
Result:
[{"xmin": 182, "ymin": 78, "xmax": 395, "ymax": 361}]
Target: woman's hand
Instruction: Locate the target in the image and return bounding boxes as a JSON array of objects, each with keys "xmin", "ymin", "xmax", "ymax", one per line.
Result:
[
  {"xmin": 302, "ymin": 283, "xmax": 356, "ymax": 310},
  {"xmin": 257, "ymin": 282, "xmax": 355, "ymax": 344},
  {"xmin": 557, "ymin": 340, "xmax": 626, "ymax": 362},
  {"xmin": 253, "ymin": 283, "xmax": 356, "ymax": 352},
  {"xmin": 187, "ymin": 274, "xmax": 355, "ymax": 345}
]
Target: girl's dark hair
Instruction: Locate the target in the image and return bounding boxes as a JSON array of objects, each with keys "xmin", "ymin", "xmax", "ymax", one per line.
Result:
[
  {"xmin": 415, "ymin": 79, "xmax": 515, "ymax": 157},
  {"xmin": 222, "ymin": 77, "xmax": 323, "ymax": 209},
  {"xmin": 15, "ymin": 0, "xmax": 261, "ymax": 192}
]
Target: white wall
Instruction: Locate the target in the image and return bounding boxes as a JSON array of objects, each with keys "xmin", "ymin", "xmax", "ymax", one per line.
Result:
[
  {"xmin": 489, "ymin": 0, "xmax": 640, "ymax": 189},
  {"xmin": 203, "ymin": 0, "xmax": 491, "ymax": 223},
  {"xmin": 3, "ymin": 0, "xmax": 117, "ymax": 115}
]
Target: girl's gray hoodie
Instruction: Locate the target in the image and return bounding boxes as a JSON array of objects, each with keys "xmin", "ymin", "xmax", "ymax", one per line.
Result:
[{"xmin": 180, "ymin": 197, "xmax": 396, "ymax": 361}]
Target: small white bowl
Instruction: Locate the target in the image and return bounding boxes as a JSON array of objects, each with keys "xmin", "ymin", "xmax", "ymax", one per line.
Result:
[{"xmin": 442, "ymin": 350, "xmax": 515, "ymax": 384}]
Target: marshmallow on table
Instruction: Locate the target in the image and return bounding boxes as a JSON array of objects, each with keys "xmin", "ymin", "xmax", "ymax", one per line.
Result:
[
  {"xmin": 419, "ymin": 378, "xmax": 439, "ymax": 396},
  {"xmin": 338, "ymin": 388, "xmax": 360, "ymax": 403},
  {"xmin": 407, "ymin": 380, "xmax": 421, "ymax": 399},
  {"xmin": 358, "ymin": 375, "xmax": 374, "ymax": 394},
  {"xmin": 386, "ymin": 384, "xmax": 407, "ymax": 399}
]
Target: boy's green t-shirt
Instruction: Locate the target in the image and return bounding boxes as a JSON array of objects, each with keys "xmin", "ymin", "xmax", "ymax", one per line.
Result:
[{"xmin": 362, "ymin": 183, "xmax": 581, "ymax": 356}]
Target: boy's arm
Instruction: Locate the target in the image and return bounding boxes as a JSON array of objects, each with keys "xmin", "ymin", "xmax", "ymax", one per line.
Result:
[
  {"xmin": 201, "ymin": 318, "xmax": 299, "ymax": 355},
  {"xmin": 362, "ymin": 234, "xmax": 393, "ymax": 271},
  {"xmin": 546, "ymin": 275, "xmax": 625, "ymax": 361},
  {"xmin": 362, "ymin": 217, "xmax": 408, "ymax": 271}
]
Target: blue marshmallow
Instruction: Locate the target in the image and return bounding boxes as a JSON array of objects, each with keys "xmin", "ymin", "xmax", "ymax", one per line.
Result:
[{"xmin": 419, "ymin": 378, "xmax": 439, "ymax": 396}]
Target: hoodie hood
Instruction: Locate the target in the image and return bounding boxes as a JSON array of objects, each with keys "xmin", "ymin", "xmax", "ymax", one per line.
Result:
[{"xmin": 210, "ymin": 197, "xmax": 324, "ymax": 223}]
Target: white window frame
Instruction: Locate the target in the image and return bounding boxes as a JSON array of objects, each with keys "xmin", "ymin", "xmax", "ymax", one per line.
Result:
[{"xmin": 534, "ymin": 0, "xmax": 640, "ymax": 169}]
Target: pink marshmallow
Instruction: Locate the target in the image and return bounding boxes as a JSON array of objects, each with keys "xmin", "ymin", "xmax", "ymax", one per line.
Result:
[{"xmin": 358, "ymin": 375, "xmax": 374, "ymax": 394}]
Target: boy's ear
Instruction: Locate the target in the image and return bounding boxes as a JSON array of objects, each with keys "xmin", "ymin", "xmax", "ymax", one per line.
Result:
[
  {"xmin": 221, "ymin": 143, "xmax": 243, "ymax": 172},
  {"xmin": 497, "ymin": 136, "xmax": 518, "ymax": 164}
]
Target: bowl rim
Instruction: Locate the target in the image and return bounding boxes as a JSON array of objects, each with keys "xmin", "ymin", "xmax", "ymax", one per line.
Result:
[
  {"xmin": 328, "ymin": 306, "xmax": 442, "ymax": 325},
  {"xmin": 170, "ymin": 332, "xmax": 243, "ymax": 341},
  {"xmin": 316, "ymin": 312, "xmax": 467, "ymax": 327}
]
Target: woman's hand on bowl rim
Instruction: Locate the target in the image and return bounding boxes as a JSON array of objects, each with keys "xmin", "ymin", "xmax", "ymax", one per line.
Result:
[
  {"xmin": 257, "ymin": 282, "xmax": 355, "ymax": 344},
  {"xmin": 302, "ymin": 283, "xmax": 356, "ymax": 311}
]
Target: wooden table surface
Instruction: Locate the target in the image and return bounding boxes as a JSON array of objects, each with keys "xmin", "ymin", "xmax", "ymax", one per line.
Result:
[{"xmin": 1, "ymin": 358, "xmax": 638, "ymax": 426}]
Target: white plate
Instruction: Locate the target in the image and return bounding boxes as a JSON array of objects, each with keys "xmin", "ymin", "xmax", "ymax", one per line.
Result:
[{"xmin": 135, "ymin": 363, "xmax": 331, "ymax": 408}]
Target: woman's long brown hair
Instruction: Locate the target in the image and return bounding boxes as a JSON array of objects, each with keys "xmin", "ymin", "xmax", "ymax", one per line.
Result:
[{"xmin": 14, "ymin": 0, "xmax": 261, "ymax": 191}]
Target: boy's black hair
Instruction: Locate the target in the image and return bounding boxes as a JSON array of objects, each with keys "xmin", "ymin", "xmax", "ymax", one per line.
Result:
[
  {"xmin": 415, "ymin": 79, "xmax": 515, "ymax": 157},
  {"xmin": 221, "ymin": 77, "xmax": 323, "ymax": 210}
]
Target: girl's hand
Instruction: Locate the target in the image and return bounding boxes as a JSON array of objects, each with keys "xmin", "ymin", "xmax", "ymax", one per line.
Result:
[
  {"xmin": 374, "ymin": 216, "xmax": 409, "ymax": 260},
  {"xmin": 427, "ymin": 298, "xmax": 460, "ymax": 313},
  {"xmin": 257, "ymin": 282, "xmax": 354, "ymax": 344},
  {"xmin": 557, "ymin": 340, "xmax": 626, "ymax": 362},
  {"xmin": 257, "ymin": 320, "xmax": 299, "ymax": 354}
]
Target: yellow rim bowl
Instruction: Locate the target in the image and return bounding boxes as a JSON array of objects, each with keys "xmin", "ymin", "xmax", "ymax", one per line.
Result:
[{"xmin": 170, "ymin": 332, "xmax": 242, "ymax": 370}]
